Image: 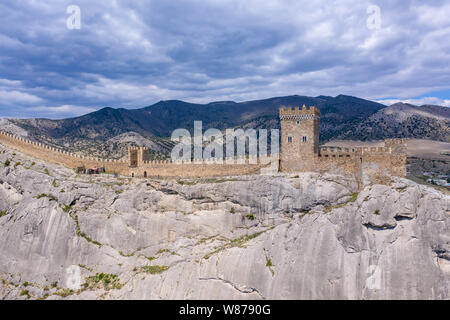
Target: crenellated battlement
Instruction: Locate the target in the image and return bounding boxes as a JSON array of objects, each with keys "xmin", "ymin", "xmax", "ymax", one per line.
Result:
[
  {"xmin": 0, "ymin": 130, "xmax": 128, "ymax": 172},
  {"xmin": 279, "ymin": 105, "xmax": 320, "ymax": 121}
]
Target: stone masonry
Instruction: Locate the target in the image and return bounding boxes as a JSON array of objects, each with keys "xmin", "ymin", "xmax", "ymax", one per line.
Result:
[{"xmin": 0, "ymin": 106, "xmax": 407, "ymax": 185}]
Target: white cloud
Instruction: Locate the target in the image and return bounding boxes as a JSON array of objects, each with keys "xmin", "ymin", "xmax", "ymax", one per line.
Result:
[
  {"xmin": 28, "ymin": 105, "xmax": 97, "ymax": 117},
  {"xmin": 0, "ymin": 0, "xmax": 450, "ymax": 117},
  {"xmin": 376, "ymin": 97, "xmax": 450, "ymax": 107}
]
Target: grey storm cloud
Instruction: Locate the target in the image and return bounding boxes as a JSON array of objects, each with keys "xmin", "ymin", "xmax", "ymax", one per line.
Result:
[{"xmin": 0, "ymin": 0, "xmax": 450, "ymax": 118}]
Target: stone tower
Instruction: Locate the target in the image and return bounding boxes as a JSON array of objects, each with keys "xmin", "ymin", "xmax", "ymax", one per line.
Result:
[
  {"xmin": 128, "ymin": 146, "xmax": 150, "ymax": 167},
  {"xmin": 279, "ymin": 105, "xmax": 320, "ymax": 172}
]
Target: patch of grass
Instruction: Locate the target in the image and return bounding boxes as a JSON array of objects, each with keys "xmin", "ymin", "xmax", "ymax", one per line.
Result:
[
  {"xmin": 0, "ymin": 210, "xmax": 7, "ymax": 217},
  {"xmin": 78, "ymin": 264, "xmax": 93, "ymax": 271},
  {"xmin": 118, "ymin": 250, "xmax": 134, "ymax": 257},
  {"xmin": 37, "ymin": 293, "xmax": 49, "ymax": 300},
  {"xmin": 138, "ymin": 265, "xmax": 169, "ymax": 274},
  {"xmin": 31, "ymin": 162, "xmax": 35, "ymax": 166},
  {"xmin": 54, "ymin": 288, "xmax": 74, "ymax": 297},
  {"xmin": 230, "ymin": 207, "xmax": 235, "ymax": 214},
  {"xmin": 52, "ymin": 180, "xmax": 58, "ymax": 187},
  {"xmin": 265, "ymin": 255, "xmax": 275, "ymax": 277},
  {"xmin": 20, "ymin": 289, "xmax": 30, "ymax": 298},
  {"xmin": 147, "ymin": 256, "xmax": 156, "ymax": 262},
  {"xmin": 348, "ymin": 193, "xmax": 359, "ymax": 203},
  {"xmin": 203, "ymin": 229, "xmax": 269, "ymax": 260},
  {"xmin": 60, "ymin": 189, "xmax": 65, "ymax": 193},
  {"xmin": 83, "ymin": 273, "xmax": 123, "ymax": 291},
  {"xmin": 44, "ymin": 168, "xmax": 50, "ymax": 175},
  {"xmin": 246, "ymin": 214, "xmax": 255, "ymax": 221},
  {"xmin": 157, "ymin": 248, "xmax": 178, "ymax": 256},
  {"xmin": 72, "ymin": 214, "xmax": 102, "ymax": 247},
  {"xmin": 324, "ymin": 192, "xmax": 359, "ymax": 213},
  {"xmin": 35, "ymin": 193, "xmax": 58, "ymax": 202},
  {"xmin": 61, "ymin": 204, "xmax": 72, "ymax": 212},
  {"xmin": 177, "ymin": 179, "xmax": 197, "ymax": 186},
  {"xmin": 374, "ymin": 209, "xmax": 380, "ymax": 215},
  {"xmin": 4, "ymin": 159, "xmax": 10, "ymax": 167},
  {"xmin": 14, "ymin": 161, "xmax": 21, "ymax": 167},
  {"xmin": 22, "ymin": 281, "xmax": 29, "ymax": 287}
]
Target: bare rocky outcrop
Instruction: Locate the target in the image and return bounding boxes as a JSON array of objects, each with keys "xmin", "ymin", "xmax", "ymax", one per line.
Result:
[{"xmin": 0, "ymin": 144, "xmax": 448, "ymax": 300}]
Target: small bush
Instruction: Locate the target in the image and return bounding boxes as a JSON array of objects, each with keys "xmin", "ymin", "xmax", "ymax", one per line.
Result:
[
  {"xmin": 44, "ymin": 168, "xmax": 50, "ymax": 175},
  {"xmin": 61, "ymin": 204, "xmax": 72, "ymax": 212},
  {"xmin": 374, "ymin": 209, "xmax": 380, "ymax": 215},
  {"xmin": 20, "ymin": 290, "xmax": 30, "ymax": 298},
  {"xmin": 348, "ymin": 193, "xmax": 359, "ymax": 203},
  {"xmin": 4, "ymin": 159, "xmax": 10, "ymax": 167},
  {"xmin": 230, "ymin": 207, "xmax": 235, "ymax": 214},
  {"xmin": 54, "ymin": 289, "xmax": 74, "ymax": 297},
  {"xmin": 0, "ymin": 210, "xmax": 7, "ymax": 217},
  {"xmin": 83, "ymin": 273, "xmax": 123, "ymax": 290},
  {"xmin": 246, "ymin": 214, "xmax": 255, "ymax": 221},
  {"xmin": 14, "ymin": 162, "xmax": 21, "ymax": 167},
  {"xmin": 138, "ymin": 265, "xmax": 169, "ymax": 274},
  {"xmin": 35, "ymin": 194, "xmax": 57, "ymax": 202}
]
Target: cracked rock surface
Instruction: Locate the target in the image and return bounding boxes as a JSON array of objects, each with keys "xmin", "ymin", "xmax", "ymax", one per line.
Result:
[{"xmin": 0, "ymin": 144, "xmax": 449, "ymax": 300}]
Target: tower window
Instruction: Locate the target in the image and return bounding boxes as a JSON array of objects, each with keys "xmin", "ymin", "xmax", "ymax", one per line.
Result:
[
  {"xmin": 296, "ymin": 121, "xmax": 300, "ymax": 125},
  {"xmin": 288, "ymin": 136, "xmax": 293, "ymax": 143},
  {"xmin": 302, "ymin": 136, "xmax": 307, "ymax": 142}
]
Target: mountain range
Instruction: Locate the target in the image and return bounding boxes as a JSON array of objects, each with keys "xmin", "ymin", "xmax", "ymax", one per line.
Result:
[{"xmin": 3, "ymin": 95, "xmax": 449, "ymax": 159}]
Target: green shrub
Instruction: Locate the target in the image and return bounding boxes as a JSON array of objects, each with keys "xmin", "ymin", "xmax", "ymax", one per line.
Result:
[
  {"xmin": 246, "ymin": 214, "xmax": 255, "ymax": 220},
  {"xmin": 35, "ymin": 194, "xmax": 57, "ymax": 201},
  {"xmin": 14, "ymin": 162, "xmax": 21, "ymax": 167},
  {"xmin": 138, "ymin": 265, "xmax": 169, "ymax": 274},
  {"xmin": 374, "ymin": 209, "xmax": 380, "ymax": 215},
  {"xmin": 348, "ymin": 193, "xmax": 359, "ymax": 203},
  {"xmin": 44, "ymin": 168, "xmax": 50, "ymax": 175},
  {"xmin": 4, "ymin": 159, "xmax": 10, "ymax": 167},
  {"xmin": 20, "ymin": 290, "xmax": 30, "ymax": 298},
  {"xmin": 61, "ymin": 204, "xmax": 72, "ymax": 212},
  {"xmin": 0, "ymin": 210, "xmax": 7, "ymax": 217},
  {"xmin": 83, "ymin": 273, "xmax": 123, "ymax": 290},
  {"xmin": 230, "ymin": 207, "xmax": 235, "ymax": 214}
]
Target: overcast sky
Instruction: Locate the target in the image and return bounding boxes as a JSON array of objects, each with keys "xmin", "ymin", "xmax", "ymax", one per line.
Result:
[{"xmin": 0, "ymin": 0, "xmax": 449, "ymax": 118}]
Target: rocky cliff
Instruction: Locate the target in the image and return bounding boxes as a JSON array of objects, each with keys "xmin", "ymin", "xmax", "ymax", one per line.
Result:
[{"xmin": 0, "ymin": 144, "xmax": 448, "ymax": 300}]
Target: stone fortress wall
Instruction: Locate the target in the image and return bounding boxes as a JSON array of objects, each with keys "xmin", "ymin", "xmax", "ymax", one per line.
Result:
[
  {"xmin": 0, "ymin": 105, "xmax": 407, "ymax": 183},
  {"xmin": 279, "ymin": 105, "xmax": 407, "ymax": 185},
  {"xmin": 0, "ymin": 131, "xmax": 275, "ymax": 177},
  {"xmin": 0, "ymin": 130, "xmax": 130, "ymax": 174}
]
